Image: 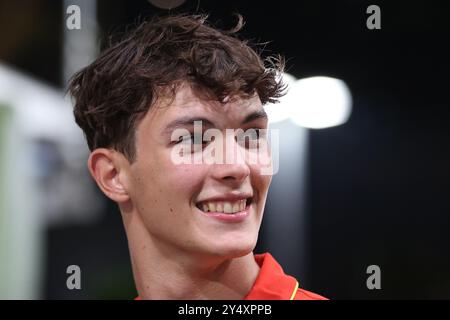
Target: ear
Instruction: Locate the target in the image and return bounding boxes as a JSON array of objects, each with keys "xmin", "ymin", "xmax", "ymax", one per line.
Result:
[{"xmin": 87, "ymin": 148, "xmax": 130, "ymax": 203}]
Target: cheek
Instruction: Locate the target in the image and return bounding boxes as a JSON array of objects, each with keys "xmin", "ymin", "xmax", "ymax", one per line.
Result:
[
  {"xmin": 129, "ymin": 161, "xmax": 208, "ymax": 228},
  {"xmin": 250, "ymin": 164, "xmax": 272, "ymax": 196},
  {"xmin": 133, "ymin": 147, "xmax": 207, "ymax": 204},
  {"xmin": 251, "ymin": 171, "xmax": 271, "ymax": 227},
  {"xmin": 160, "ymin": 147, "xmax": 209, "ymax": 201},
  {"xmin": 259, "ymin": 173, "xmax": 272, "ymax": 192},
  {"xmin": 165, "ymin": 164, "xmax": 207, "ymax": 200}
]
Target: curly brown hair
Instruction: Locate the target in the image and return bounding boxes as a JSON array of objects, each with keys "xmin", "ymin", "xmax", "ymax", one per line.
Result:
[{"xmin": 68, "ymin": 13, "xmax": 285, "ymax": 162}]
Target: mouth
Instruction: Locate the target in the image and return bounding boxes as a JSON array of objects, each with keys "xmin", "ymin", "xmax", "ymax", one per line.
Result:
[
  {"xmin": 196, "ymin": 197, "xmax": 253, "ymax": 214},
  {"xmin": 195, "ymin": 197, "xmax": 253, "ymax": 223}
]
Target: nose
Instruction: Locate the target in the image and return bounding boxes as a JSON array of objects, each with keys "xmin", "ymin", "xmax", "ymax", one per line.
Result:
[{"xmin": 211, "ymin": 131, "xmax": 250, "ymax": 183}]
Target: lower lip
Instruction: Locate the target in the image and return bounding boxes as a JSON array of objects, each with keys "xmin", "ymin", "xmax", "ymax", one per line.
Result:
[{"xmin": 197, "ymin": 203, "xmax": 251, "ymax": 223}]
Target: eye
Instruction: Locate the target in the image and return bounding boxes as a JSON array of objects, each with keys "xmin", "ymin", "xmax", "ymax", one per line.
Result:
[
  {"xmin": 174, "ymin": 133, "xmax": 209, "ymax": 155},
  {"xmin": 175, "ymin": 133, "xmax": 204, "ymax": 145},
  {"xmin": 236, "ymin": 128, "xmax": 266, "ymax": 149}
]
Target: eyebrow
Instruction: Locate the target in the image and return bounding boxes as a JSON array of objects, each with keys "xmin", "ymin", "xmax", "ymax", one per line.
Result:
[
  {"xmin": 163, "ymin": 109, "xmax": 268, "ymax": 134},
  {"xmin": 163, "ymin": 117, "xmax": 215, "ymax": 135},
  {"xmin": 242, "ymin": 109, "xmax": 268, "ymax": 124}
]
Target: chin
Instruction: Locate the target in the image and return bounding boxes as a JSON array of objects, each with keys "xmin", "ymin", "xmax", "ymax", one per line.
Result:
[{"xmin": 208, "ymin": 236, "xmax": 257, "ymax": 259}]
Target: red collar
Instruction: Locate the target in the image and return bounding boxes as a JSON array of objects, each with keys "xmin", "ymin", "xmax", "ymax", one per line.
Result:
[{"xmin": 244, "ymin": 252, "xmax": 298, "ymax": 300}]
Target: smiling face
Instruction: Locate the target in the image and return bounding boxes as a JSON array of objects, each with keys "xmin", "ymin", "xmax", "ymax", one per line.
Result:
[{"xmin": 122, "ymin": 83, "xmax": 273, "ymax": 259}]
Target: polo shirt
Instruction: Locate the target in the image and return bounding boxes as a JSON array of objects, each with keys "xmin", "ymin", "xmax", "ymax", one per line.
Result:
[{"xmin": 244, "ymin": 252, "xmax": 327, "ymax": 300}]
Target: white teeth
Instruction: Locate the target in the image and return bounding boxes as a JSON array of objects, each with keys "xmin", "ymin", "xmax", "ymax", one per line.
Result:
[
  {"xmin": 223, "ymin": 202, "xmax": 233, "ymax": 213},
  {"xmin": 199, "ymin": 199, "xmax": 248, "ymax": 214}
]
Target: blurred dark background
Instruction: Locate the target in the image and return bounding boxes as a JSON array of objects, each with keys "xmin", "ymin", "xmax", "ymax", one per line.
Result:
[{"xmin": 1, "ymin": 0, "xmax": 449, "ymax": 299}]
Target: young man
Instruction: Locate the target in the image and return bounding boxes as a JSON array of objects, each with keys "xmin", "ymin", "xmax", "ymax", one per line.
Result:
[{"xmin": 69, "ymin": 14, "xmax": 326, "ymax": 300}]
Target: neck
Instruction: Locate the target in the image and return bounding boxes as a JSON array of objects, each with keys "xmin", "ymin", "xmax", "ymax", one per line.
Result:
[{"xmin": 121, "ymin": 209, "xmax": 260, "ymax": 300}]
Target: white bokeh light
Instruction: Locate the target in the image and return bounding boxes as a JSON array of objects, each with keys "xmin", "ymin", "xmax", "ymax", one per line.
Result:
[
  {"xmin": 289, "ymin": 76, "xmax": 352, "ymax": 129},
  {"xmin": 265, "ymin": 74, "xmax": 352, "ymax": 129}
]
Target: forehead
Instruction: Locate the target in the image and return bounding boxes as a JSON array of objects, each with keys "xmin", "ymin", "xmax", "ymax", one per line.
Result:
[{"xmin": 144, "ymin": 83, "xmax": 264, "ymax": 130}]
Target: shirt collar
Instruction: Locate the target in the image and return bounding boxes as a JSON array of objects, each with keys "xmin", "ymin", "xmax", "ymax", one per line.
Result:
[{"xmin": 244, "ymin": 252, "xmax": 299, "ymax": 300}]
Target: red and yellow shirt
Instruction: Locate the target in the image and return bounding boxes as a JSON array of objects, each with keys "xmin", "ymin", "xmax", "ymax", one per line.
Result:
[{"xmin": 244, "ymin": 252, "xmax": 327, "ymax": 300}]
